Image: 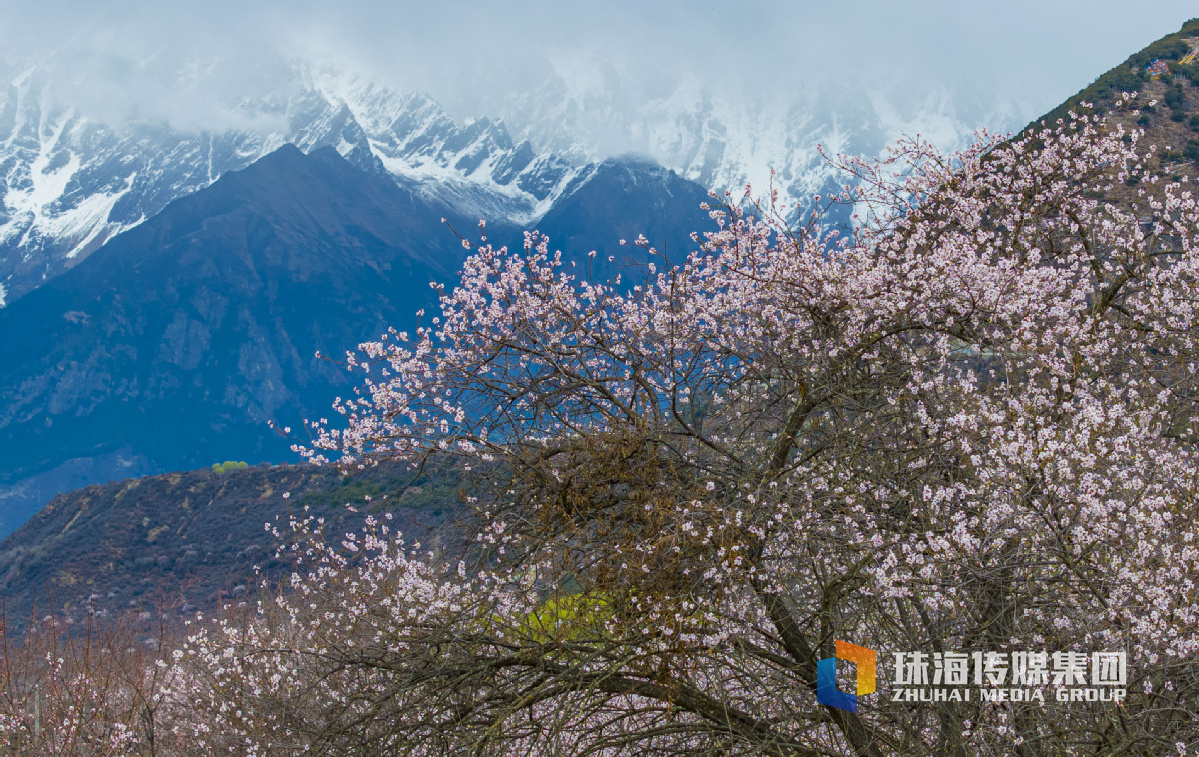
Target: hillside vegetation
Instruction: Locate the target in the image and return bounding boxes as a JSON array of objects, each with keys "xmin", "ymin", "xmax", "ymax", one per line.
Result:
[
  {"xmin": 1034, "ymin": 18, "xmax": 1199, "ymax": 128},
  {"xmin": 1028, "ymin": 18, "xmax": 1199, "ymax": 193},
  {"xmin": 0, "ymin": 461, "xmax": 460, "ymax": 635}
]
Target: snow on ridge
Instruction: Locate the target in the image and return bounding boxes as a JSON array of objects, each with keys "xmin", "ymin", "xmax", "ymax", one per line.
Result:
[
  {"xmin": 302, "ymin": 65, "xmax": 572, "ymax": 217},
  {"xmin": 0, "ymin": 57, "xmax": 1032, "ymax": 305},
  {"xmin": 0, "ymin": 62, "xmax": 592, "ymax": 304},
  {"xmin": 488, "ymin": 67, "xmax": 1033, "ymax": 216}
]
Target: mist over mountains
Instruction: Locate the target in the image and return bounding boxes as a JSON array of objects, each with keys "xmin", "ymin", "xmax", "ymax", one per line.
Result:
[
  {"xmin": 0, "ymin": 54, "xmax": 1038, "ymax": 308},
  {"xmin": 0, "ymin": 67, "xmax": 575, "ymax": 306}
]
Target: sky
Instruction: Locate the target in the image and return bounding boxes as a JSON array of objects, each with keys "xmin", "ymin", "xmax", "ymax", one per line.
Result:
[{"xmin": 2, "ymin": 1, "xmax": 1198, "ymax": 141}]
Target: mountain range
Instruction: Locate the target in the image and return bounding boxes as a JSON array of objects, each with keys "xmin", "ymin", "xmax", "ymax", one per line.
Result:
[
  {"xmin": 1, "ymin": 61, "xmax": 1027, "ymax": 310},
  {"xmin": 1, "ymin": 19, "xmax": 1197, "ymax": 620},
  {"xmin": 0, "ymin": 69, "xmax": 583, "ymax": 307}
]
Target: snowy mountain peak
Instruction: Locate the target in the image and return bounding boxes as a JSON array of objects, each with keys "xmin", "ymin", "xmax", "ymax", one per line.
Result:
[{"xmin": 0, "ymin": 65, "xmax": 585, "ymax": 305}]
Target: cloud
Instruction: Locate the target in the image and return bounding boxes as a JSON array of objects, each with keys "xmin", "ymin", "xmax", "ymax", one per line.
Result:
[{"xmin": 2, "ymin": 0, "xmax": 1196, "ymax": 137}]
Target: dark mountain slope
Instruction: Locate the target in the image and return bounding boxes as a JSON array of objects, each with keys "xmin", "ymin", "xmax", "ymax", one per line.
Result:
[
  {"xmin": 0, "ymin": 461, "xmax": 458, "ymax": 635},
  {"xmin": 0, "ymin": 146, "xmax": 718, "ymax": 537},
  {"xmin": 0, "ymin": 145, "xmax": 475, "ymax": 528},
  {"xmin": 0, "ymin": 151, "xmax": 717, "ymax": 626},
  {"xmin": 531, "ymin": 155, "xmax": 717, "ymax": 277}
]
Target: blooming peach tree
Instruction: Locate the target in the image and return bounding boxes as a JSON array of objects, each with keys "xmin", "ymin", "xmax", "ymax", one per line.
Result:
[{"xmin": 175, "ymin": 106, "xmax": 1199, "ymax": 755}]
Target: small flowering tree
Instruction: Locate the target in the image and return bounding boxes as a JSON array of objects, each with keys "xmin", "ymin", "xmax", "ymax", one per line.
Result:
[
  {"xmin": 0, "ymin": 613, "xmax": 180, "ymax": 755},
  {"xmin": 177, "ymin": 105, "xmax": 1199, "ymax": 755}
]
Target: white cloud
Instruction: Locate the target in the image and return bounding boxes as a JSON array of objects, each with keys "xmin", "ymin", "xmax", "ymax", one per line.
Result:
[{"xmin": 2, "ymin": 0, "xmax": 1196, "ymax": 139}]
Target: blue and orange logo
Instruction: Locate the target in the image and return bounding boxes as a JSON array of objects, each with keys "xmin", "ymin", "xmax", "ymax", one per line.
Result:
[{"xmin": 816, "ymin": 640, "xmax": 876, "ymax": 713}]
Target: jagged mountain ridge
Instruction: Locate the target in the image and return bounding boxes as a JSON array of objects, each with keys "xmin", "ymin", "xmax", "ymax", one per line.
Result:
[
  {"xmin": 458, "ymin": 63, "xmax": 1035, "ymax": 219},
  {"xmin": 1, "ymin": 59, "xmax": 1038, "ymax": 309},
  {"xmin": 0, "ymin": 68, "xmax": 577, "ymax": 306}
]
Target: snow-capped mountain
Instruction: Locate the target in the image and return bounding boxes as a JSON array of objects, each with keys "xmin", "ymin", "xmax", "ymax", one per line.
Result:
[
  {"xmin": 1, "ymin": 57, "xmax": 1035, "ymax": 308},
  {"xmin": 453, "ymin": 60, "xmax": 1036, "ymax": 215},
  {"xmin": 0, "ymin": 67, "xmax": 578, "ymax": 307}
]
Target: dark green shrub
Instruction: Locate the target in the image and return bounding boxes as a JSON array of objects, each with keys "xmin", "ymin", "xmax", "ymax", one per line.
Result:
[
  {"xmin": 1109, "ymin": 67, "xmax": 1142, "ymax": 93},
  {"xmin": 1161, "ymin": 39, "xmax": 1189, "ymax": 60},
  {"xmin": 1133, "ymin": 38, "xmax": 1189, "ymax": 68}
]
